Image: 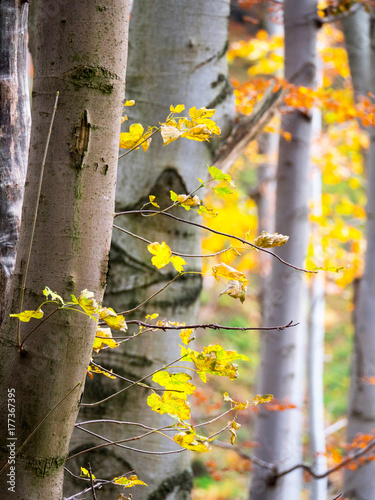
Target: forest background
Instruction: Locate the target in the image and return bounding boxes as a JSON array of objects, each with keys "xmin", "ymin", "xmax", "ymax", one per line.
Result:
[{"xmin": 2, "ymin": 0, "xmax": 375, "ymax": 499}]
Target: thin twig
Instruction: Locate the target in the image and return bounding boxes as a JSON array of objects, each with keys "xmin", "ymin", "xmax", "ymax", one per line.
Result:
[
  {"xmin": 125, "ymin": 319, "xmax": 298, "ymax": 332},
  {"xmin": 81, "ymin": 355, "xmax": 187, "ymax": 407},
  {"xmin": 68, "ymin": 425, "xmax": 185, "ymax": 461},
  {"xmin": 121, "ymin": 274, "xmax": 181, "ymax": 314},
  {"xmin": 214, "ymin": 437, "xmax": 375, "ymax": 483},
  {"xmin": 113, "ymin": 224, "xmax": 232, "ymax": 259},
  {"xmin": 0, "ymin": 382, "xmax": 80, "ymax": 477},
  {"xmin": 114, "ymin": 210, "xmax": 317, "ymax": 274},
  {"xmin": 332, "ymin": 494, "xmax": 342, "ymax": 500},
  {"xmin": 88, "ymin": 463, "xmax": 97, "ymax": 500},
  {"xmin": 17, "ymin": 91, "xmax": 59, "ymax": 347},
  {"xmin": 20, "ymin": 307, "xmax": 59, "ymax": 349}
]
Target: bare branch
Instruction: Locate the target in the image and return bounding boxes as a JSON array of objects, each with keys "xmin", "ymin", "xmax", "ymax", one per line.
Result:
[
  {"xmin": 125, "ymin": 319, "xmax": 298, "ymax": 332},
  {"xmin": 114, "ymin": 210, "xmax": 317, "ymax": 274}
]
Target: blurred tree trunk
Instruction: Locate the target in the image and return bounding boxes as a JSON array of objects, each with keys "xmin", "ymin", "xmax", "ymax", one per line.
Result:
[
  {"xmin": 66, "ymin": 1, "xmax": 235, "ymax": 498},
  {"xmin": 307, "ymin": 107, "xmax": 327, "ymax": 500},
  {"xmin": 0, "ymin": 0, "xmax": 30, "ymax": 325},
  {"xmin": 342, "ymin": 8, "xmax": 375, "ymax": 500},
  {"xmin": 250, "ymin": 1, "xmax": 317, "ymax": 499},
  {"xmin": 0, "ymin": 1, "xmax": 129, "ymax": 498}
]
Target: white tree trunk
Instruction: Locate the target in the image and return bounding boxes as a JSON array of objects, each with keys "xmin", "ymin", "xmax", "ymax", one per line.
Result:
[
  {"xmin": 344, "ymin": 12, "xmax": 375, "ymax": 500},
  {"xmin": 66, "ymin": 1, "xmax": 235, "ymax": 498},
  {"xmin": 250, "ymin": 1, "xmax": 317, "ymax": 499},
  {"xmin": 308, "ymin": 113, "xmax": 328, "ymax": 498}
]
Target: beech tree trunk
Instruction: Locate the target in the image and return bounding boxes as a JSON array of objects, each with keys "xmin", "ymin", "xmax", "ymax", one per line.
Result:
[
  {"xmin": 0, "ymin": 1, "xmax": 129, "ymax": 499},
  {"xmin": 343, "ymin": 9, "xmax": 375, "ymax": 500},
  {"xmin": 249, "ymin": 1, "xmax": 317, "ymax": 499},
  {"xmin": 0, "ymin": 0, "xmax": 30, "ymax": 325},
  {"xmin": 66, "ymin": 1, "xmax": 235, "ymax": 498}
]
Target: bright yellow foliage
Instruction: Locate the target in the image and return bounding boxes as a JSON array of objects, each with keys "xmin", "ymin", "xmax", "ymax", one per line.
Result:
[
  {"xmin": 147, "ymin": 241, "xmax": 187, "ymax": 273},
  {"xmin": 174, "ymin": 431, "xmax": 211, "ymax": 452},
  {"xmin": 113, "ymin": 475, "xmax": 148, "ymax": 488},
  {"xmin": 147, "ymin": 391, "xmax": 191, "ymax": 420},
  {"xmin": 152, "ymin": 371, "xmax": 196, "ymax": 397},
  {"xmin": 10, "ymin": 309, "xmax": 44, "ymax": 322}
]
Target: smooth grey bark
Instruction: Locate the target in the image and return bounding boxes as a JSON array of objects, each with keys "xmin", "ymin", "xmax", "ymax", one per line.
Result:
[
  {"xmin": 308, "ymin": 122, "xmax": 328, "ymax": 499},
  {"xmin": 343, "ymin": 12, "xmax": 375, "ymax": 500},
  {"xmin": 0, "ymin": 0, "xmax": 30, "ymax": 325},
  {"xmin": 0, "ymin": 1, "xmax": 129, "ymax": 498},
  {"xmin": 249, "ymin": 1, "xmax": 317, "ymax": 499},
  {"xmin": 65, "ymin": 1, "xmax": 235, "ymax": 499},
  {"xmin": 342, "ymin": 6, "xmax": 370, "ymax": 99}
]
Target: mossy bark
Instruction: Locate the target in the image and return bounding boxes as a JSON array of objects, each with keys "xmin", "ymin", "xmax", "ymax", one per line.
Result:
[
  {"xmin": 0, "ymin": 1, "xmax": 129, "ymax": 498},
  {"xmin": 66, "ymin": 1, "xmax": 234, "ymax": 499}
]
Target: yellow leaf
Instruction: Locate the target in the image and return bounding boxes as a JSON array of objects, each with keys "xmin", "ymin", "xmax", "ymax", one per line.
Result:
[
  {"xmin": 160, "ymin": 124, "xmax": 183, "ymax": 145},
  {"xmin": 113, "ymin": 475, "xmax": 148, "ymax": 488},
  {"xmin": 93, "ymin": 327, "xmax": 119, "ymax": 352},
  {"xmin": 147, "ymin": 241, "xmax": 172, "ymax": 269},
  {"xmin": 124, "ymin": 100, "xmax": 135, "ymax": 106},
  {"xmin": 219, "ymin": 280, "xmax": 247, "ymax": 303},
  {"xmin": 180, "ymin": 328, "xmax": 195, "ymax": 345},
  {"xmin": 146, "ymin": 313, "xmax": 159, "ymax": 320},
  {"xmin": 80, "ymin": 467, "xmax": 96, "ymax": 480},
  {"xmin": 87, "ymin": 363, "xmax": 116, "ymax": 379},
  {"xmin": 174, "ymin": 431, "xmax": 210, "ymax": 452},
  {"xmin": 147, "ymin": 241, "xmax": 186, "ymax": 272},
  {"xmin": 10, "ymin": 309, "xmax": 44, "ymax": 322},
  {"xmin": 223, "ymin": 392, "xmax": 250, "ymax": 410},
  {"xmin": 182, "ymin": 345, "xmax": 250, "ymax": 381},
  {"xmin": 152, "ymin": 371, "xmax": 195, "ymax": 397},
  {"xmin": 229, "ymin": 420, "xmax": 241, "ymax": 445},
  {"xmin": 98, "ymin": 307, "xmax": 127, "ymax": 331},
  {"xmin": 149, "ymin": 195, "xmax": 160, "ymax": 208},
  {"xmin": 72, "ymin": 289, "xmax": 99, "ymax": 318},
  {"xmin": 252, "ymin": 394, "xmax": 273, "ymax": 405},
  {"xmin": 170, "ymin": 104, "xmax": 185, "ymax": 113},
  {"xmin": 147, "ymin": 391, "xmax": 191, "ymax": 420},
  {"xmin": 170, "ymin": 255, "xmax": 187, "ymax": 273},
  {"xmin": 189, "ymin": 106, "xmax": 216, "ymax": 120},
  {"xmin": 43, "ymin": 286, "xmax": 64, "ymax": 304},
  {"xmin": 119, "ymin": 123, "xmax": 144, "ymax": 148},
  {"xmin": 254, "ymin": 231, "xmax": 289, "ymax": 248},
  {"xmin": 212, "ymin": 262, "xmax": 247, "ymax": 283}
]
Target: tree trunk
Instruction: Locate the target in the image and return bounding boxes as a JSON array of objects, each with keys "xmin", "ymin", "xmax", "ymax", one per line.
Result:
[
  {"xmin": 65, "ymin": 1, "xmax": 234, "ymax": 499},
  {"xmin": 0, "ymin": 0, "xmax": 30, "ymax": 325},
  {"xmin": 0, "ymin": 1, "xmax": 129, "ymax": 499},
  {"xmin": 343, "ymin": 12, "xmax": 375, "ymax": 500},
  {"xmin": 307, "ymin": 110, "xmax": 327, "ymax": 499},
  {"xmin": 249, "ymin": 1, "xmax": 317, "ymax": 499}
]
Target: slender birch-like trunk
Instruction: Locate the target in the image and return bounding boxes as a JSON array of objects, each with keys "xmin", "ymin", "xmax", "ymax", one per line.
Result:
[
  {"xmin": 308, "ymin": 112, "xmax": 327, "ymax": 499},
  {"xmin": 0, "ymin": 1, "xmax": 129, "ymax": 498},
  {"xmin": 250, "ymin": 1, "xmax": 317, "ymax": 499},
  {"xmin": 343, "ymin": 10, "xmax": 375, "ymax": 500},
  {"xmin": 66, "ymin": 1, "xmax": 234, "ymax": 499},
  {"xmin": 0, "ymin": 0, "xmax": 30, "ymax": 324}
]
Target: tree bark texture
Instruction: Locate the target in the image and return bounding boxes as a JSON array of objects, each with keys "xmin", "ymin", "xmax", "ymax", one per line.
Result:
[
  {"xmin": 250, "ymin": 1, "xmax": 317, "ymax": 499},
  {"xmin": 0, "ymin": 1, "xmax": 129, "ymax": 498},
  {"xmin": 344, "ymin": 12, "xmax": 375, "ymax": 500},
  {"xmin": 65, "ymin": 1, "xmax": 235, "ymax": 499},
  {"xmin": 0, "ymin": 0, "xmax": 30, "ymax": 325}
]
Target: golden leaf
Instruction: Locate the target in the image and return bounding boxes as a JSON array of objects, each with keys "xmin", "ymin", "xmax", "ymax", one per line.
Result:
[
  {"xmin": 93, "ymin": 327, "xmax": 119, "ymax": 352},
  {"xmin": 98, "ymin": 307, "xmax": 127, "ymax": 331},
  {"xmin": 174, "ymin": 431, "xmax": 210, "ymax": 452},
  {"xmin": 152, "ymin": 371, "xmax": 195, "ymax": 398},
  {"xmin": 180, "ymin": 328, "xmax": 195, "ymax": 345},
  {"xmin": 254, "ymin": 231, "xmax": 289, "ymax": 248},
  {"xmin": 219, "ymin": 280, "xmax": 247, "ymax": 303},
  {"xmin": 212, "ymin": 262, "xmax": 247, "ymax": 283},
  {"xmin": 147, "ymin": 391, "xmax": 191, "ymax": 420},
  {"xmin": 10, "ymin": 309, "xmax": 43, "ymax": 322},
  {"xmin": 113, "ymin": 475, "xmax": 148, "ymax": 488}
]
